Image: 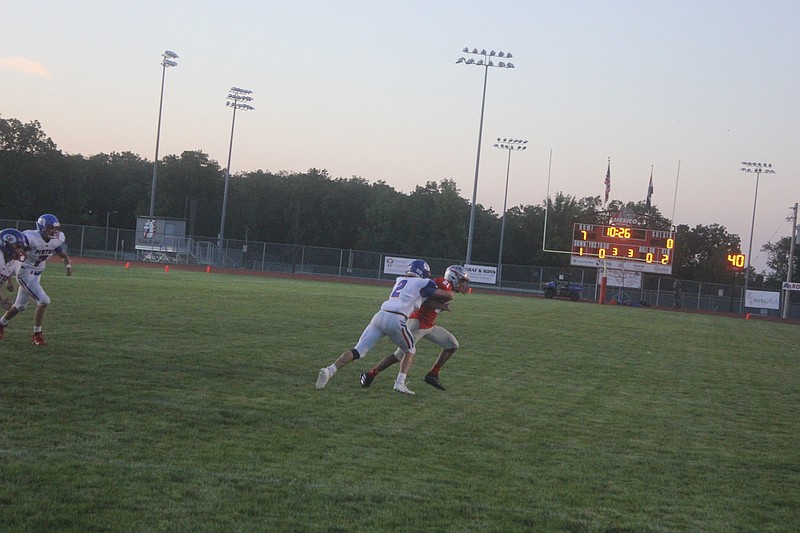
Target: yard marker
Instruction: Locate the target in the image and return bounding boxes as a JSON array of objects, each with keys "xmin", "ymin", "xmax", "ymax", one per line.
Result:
[{"xmin": 165, "ymin": 265, "xmax": 169, "ymax": 273}]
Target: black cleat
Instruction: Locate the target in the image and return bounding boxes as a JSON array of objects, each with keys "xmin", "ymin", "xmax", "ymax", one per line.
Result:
[
  {"xmin": 424, "ymin": 373, "xmax": 446, "ymax": 391},
  {"xmin": 360, "ymin": 372, "xmax": 374, "ymax": 388}
]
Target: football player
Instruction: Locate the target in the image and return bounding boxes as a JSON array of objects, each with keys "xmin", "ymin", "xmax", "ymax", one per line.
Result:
[
  {"xmin": 359, "ymin": 265, "xmax": 469, "ymax": 391},
  {"xmin": 0, "ymin": 229, "xmax": 29, "ymax": 324},
  {"xmin": 315, "ymin": 259, "xmax": 453, "ymax": 395},
  {"xmin": 0, "ymin": 214, "xmax": 72, "ymax": 345}
]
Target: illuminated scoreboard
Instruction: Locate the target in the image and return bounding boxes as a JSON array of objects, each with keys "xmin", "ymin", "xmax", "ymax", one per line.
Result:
[{"xmin": 570, "ymin": 223, "xmax": 676, "ymax": 275}]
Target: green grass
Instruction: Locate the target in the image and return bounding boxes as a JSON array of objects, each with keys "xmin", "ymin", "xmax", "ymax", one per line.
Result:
[{"xmin": 1, "ymin": 263, "xmax": 798, "ymax": 532}]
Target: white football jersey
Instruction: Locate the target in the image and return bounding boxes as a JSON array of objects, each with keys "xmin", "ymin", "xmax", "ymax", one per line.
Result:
[
  {"xmin": 0, "ymin": 253, "xmax": 22, "ymax": 284},
  {"xmin": 20, "ymin": 229, "xmax": 67, "ymax": 273},
  {"xmin": 380, "ymin": 276, "xmax": 437, "ymax": 317}
]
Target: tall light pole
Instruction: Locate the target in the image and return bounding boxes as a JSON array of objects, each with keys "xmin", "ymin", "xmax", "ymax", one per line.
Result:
[
  {"xmin": 149, "ymin": 50, "xmax": 179, "ymax": 218},
  {"xmin": 105, "ymin": 210, "xmax": 118, "ymax": 251},
  {"xmin": 457, "ymin": 47, "xmax": 515, "ymax": 265},
  {"xmin": 740, "ymin": 161, "xmax": 776, "ymax": 312},
  {"xmin": 782, "ymin": 203, "xmax": 798, "ymax": 319},
  {"xmin": 218, "ymin": 87, "xmax": 254, "ymax": 250},
  {"xmin": 493, "ymin": 138, "xmax": 527, "ymax": 286}
]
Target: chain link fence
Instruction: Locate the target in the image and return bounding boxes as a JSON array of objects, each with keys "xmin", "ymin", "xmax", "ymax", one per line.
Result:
[{"xmin": 2, "ymin": 219, "xmax": 796, "ymax": 319}]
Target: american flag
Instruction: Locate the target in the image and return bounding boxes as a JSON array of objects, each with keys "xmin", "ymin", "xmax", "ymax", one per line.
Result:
[
  {"xmin": 645, "ymin": 170, "xmax": 654, "ymax": 210},
  {"xmin": 604, "ymin": 160, "xmax": 611, "ymax": 203}
]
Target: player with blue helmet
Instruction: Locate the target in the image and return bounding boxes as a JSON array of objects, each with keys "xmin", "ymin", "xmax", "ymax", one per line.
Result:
[
  {"xmin": 315, "ymin": 259, "xmax": 452, "ymax": 395},
  {"xmin": 0, "ymin": 229, "xmax": 29, "ymax": 324},
  {"xmin": 0, "ymin": 214, "xmax": 72, "ymax": 345}
]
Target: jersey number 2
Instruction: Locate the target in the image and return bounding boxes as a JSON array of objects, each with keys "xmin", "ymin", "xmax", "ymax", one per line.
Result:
[{"xmin": 390, "ymin": 279, "xmax": 408, "ymax": 298}]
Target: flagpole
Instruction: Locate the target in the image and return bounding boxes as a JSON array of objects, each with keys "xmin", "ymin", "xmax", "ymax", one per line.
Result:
[{"xmin": 671, "ymin": 160, "xmax": 681, "ymax": 223}]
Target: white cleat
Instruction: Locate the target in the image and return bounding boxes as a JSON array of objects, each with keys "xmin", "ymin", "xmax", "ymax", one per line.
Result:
[
  {"xmin": 393, "ymin": 381, "xmax": 415, "ymax": 396},
  {"xmin": 316, "ymin": 367, "xmax": 332, "ymax": 389}
]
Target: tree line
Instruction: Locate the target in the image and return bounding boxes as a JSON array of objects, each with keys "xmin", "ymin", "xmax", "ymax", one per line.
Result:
[{"xmin": 1, "ymin": 114, "xmax": 796, "ymax": 288}]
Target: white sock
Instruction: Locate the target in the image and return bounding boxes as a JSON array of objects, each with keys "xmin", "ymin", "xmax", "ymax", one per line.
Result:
[
  {"xmin": 396, "ymin": 372, "xmax": 407, "ymax": 384},
  {"xmin": 328, "ymin": 364, "xmax": 337, "ymax": 375}
]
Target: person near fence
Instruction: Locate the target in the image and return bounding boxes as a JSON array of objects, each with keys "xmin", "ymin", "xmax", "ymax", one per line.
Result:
[
  {"xmin": 0, "ymin": 214, "xmax": 72, "ymax": 345},
  {"xmin": 0, "ymin": 229, "xmax": 30, "ymax": 327},
  {"xmin": 359, "ymin": 264, "xmax": 470, "ymax": 391},
  {"xmin": 315, "ymin": 259, "xmax": 453, "ymax": 395}
]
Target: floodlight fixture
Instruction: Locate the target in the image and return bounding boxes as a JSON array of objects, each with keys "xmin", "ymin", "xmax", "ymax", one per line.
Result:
[
  {"xmin": 493, "ymin": 138, "xmax": 528, "ymax": 285},
  {"xmin": 218, "ymin": 87, "xmax": 255, "ymax": 251},
  {"xmin": 149, "ymin": 49, "xmax": 179, "ymax": 217},
  {"xmin": 457, "ymin": 46, "xmax": 516, "ymax": 265},
  {"xmin": 739, "ymin": 161, "xmax": 776, "ymax": 312}
]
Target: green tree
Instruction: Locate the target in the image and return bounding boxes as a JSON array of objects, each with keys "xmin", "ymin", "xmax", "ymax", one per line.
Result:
[
  {"xmin": 80, "ymin": 152, "xmax": 150, "ymax": 226},
  {"xmin": 157, "ymin": 151, "xmax": 223, "ymax": 236},
  {"xmin": 763, "ymin": 237, "xmax": 800, "ymax": 288},
  {"xmin": 672, "ymin": 223, "xmax": 742, "ymax": 282},
  {"xmin": 0, "ymin": 115, "xmax": 59, "ymax": 154}
]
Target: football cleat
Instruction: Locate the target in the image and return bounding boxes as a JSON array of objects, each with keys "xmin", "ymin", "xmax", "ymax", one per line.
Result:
[
  {"xmin": 393, "ymin": 381, "xmax": 415, "ymax": 396},
  {"xmin": 424, "ymin": 373, "xmax": 446, "ymax": 391},
  {"xmin": 32, "ymin": 332, "xmax": 47, "ymax": 346},
  {"xmin": 315, "ymin": 367, "xmax": 331, "ymax": 389},
  {"xmin": 360, "ymin": 372, "xmax": 374, "ymax": 388}
]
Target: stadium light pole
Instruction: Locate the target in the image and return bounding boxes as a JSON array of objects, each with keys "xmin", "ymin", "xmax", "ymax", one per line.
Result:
[
  {"xmin": 105, "ymin": 210, "xmax": 117, "ymax": 251},
  {"xmin": 739, "ymin": 161, "xmax": 776, "ymax": 313},
  {"xmin": 218, "ymin": 87, "xmax": 255, "ymax": 250},
  {"xmin": 149, "ymin": 50, "xmax": 179, "ymax": 218},
  {"xmin": 457, "ymin": 47, "xmax": 515, "ymax": 265},
  {"xmin": 493, "ymin": 138, "xmax": 527, "ymax": 286}
]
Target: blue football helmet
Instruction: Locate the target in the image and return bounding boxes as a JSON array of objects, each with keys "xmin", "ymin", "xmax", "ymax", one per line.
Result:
[
  {"xmin": 36, "ymin": 214, "xmax": 61, "ymax": 240},
  {"xmin": 0, "ymin": 228, "xmax": 29, "ymax": 261},
  {"xmin": 407, "ymin": 259, "xmax": 431, "ymax": 279}
]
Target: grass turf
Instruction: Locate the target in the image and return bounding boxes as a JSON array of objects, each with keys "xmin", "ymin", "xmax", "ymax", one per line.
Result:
[{"xmin": 0, "ymin": 263, "xmax": 798, "ymax": 532}]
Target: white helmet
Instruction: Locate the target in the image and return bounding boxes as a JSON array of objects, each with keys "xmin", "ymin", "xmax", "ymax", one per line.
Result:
[{"xmin": 444, "ymin": 265, "xmax": 470, "ymax": 293}]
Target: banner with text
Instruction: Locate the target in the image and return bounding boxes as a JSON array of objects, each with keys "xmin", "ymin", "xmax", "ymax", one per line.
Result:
[
  {"xmin": 745, "ymin": 290, "xmax": 780, "ymax": 310},
  {"xmin": 465, "ymin": 264, "xmax": 497, "ymax": 285},
  {"xmin": 383, "ymin": 256, "xmax": 418, "ymax": 276},
  {"xmin": 596, "ymin": 269, "xmax": 642, "ymax": 289}
]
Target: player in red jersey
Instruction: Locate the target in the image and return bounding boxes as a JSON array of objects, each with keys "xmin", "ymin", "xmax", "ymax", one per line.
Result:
[{"xmin": 360, "ymin": 265, "xmax": 469, "ymax": 391}]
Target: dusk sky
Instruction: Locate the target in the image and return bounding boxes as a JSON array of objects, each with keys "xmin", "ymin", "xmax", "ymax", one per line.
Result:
[{"xmin": 2, "ymin": 0, "xmax": 798, "ymax": 271}]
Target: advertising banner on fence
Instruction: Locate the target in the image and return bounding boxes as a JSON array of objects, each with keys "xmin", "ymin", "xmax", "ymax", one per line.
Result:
[
  {"xmin": 745, "ymin": 290, "xmax": 780, "ymax": 310},
  {"xmin": 465, "ymin": 264, "xmax": 497, "ymax": 285},
  {"xmin": 596, "ymin": 269, "xmax": 642, "ymax": 289},
  {"xmin": 383, "ymin": 256, "xmax": 418, "ymax": 276}
]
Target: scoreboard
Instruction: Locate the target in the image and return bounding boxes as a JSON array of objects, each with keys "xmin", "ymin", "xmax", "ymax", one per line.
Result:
[{"xmin": 570, "ymin": 223, "xmax": 676, "ymax": 275}]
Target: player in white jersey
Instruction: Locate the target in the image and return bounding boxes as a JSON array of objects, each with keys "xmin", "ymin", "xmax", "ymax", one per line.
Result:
[
  {"xmin": 315, "ymin": 259, "xmax": 453, "ymax": 395},
  {"xmin": 0, "ymin": 229, "xmax": 30, "ymax": 324},
  {"xmin": 0, "ymin": 214, "xmax": 73, "ymax": 345}
]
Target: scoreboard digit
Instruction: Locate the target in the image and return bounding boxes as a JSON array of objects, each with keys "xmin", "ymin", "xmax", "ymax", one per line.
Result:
[
  {"xmin": 571, "ymin": 223, "xmax": 676, "ymax": 274},
  {"xmin": 726, "ymin": 253, "xmax": 746, "ymax": 272}
]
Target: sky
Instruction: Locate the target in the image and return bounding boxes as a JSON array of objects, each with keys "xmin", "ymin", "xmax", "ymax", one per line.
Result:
[{"xmin": 2, "ymin": 0, "xmax": 799, "ymax": 272}]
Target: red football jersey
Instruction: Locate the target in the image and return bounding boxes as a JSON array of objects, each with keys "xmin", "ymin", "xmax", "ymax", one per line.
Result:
[{"xmin": 409, "ymin": 276, "xmax": 453, "ymax": 329}]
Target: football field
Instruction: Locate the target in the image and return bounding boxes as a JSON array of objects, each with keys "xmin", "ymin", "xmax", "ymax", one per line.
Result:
[{"xmin": 1, "ymin": 263, "xmax": 798, "ymax": 531}]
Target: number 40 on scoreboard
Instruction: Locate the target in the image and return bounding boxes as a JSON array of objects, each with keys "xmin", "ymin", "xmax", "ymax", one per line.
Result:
[{"xmin": 726, "ymin": 253, "xmax": 746, "ymax": 272}]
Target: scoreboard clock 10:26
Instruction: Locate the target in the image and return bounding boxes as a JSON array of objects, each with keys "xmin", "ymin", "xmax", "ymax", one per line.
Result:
[{"xmin": 570, "ymin": 223, "xmax": 676, "ymax": 275}]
